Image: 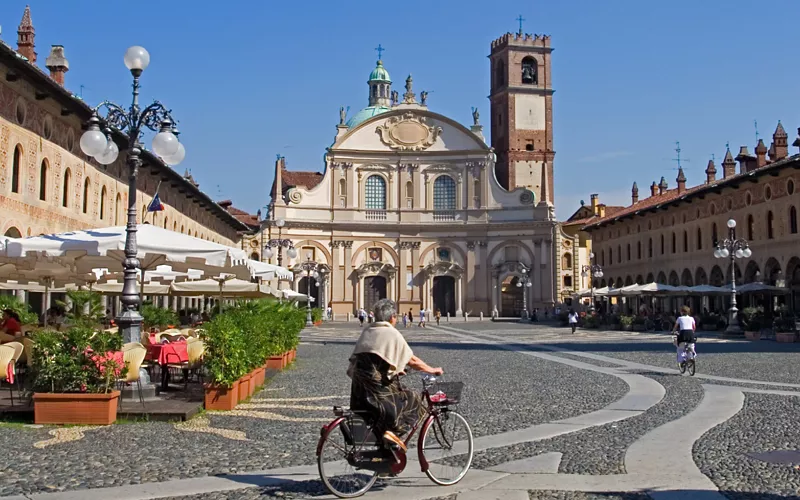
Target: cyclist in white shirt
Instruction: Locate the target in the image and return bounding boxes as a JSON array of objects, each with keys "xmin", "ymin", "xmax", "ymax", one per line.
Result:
[{"xmin": 672, "ymin": 306, "xmax": 697, "ymax": 368}]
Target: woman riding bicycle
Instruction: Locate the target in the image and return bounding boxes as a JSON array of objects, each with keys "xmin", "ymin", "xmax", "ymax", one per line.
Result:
[
  {"xmin": 672, "ymin": 306, "xmax": 697, "ymax": 367},
  {"xmin": 347, "ymin": 298, "xmax": 443, "ymax": 453}
]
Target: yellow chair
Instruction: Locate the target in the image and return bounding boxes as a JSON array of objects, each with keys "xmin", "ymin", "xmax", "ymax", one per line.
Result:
[
  {"xmin": 121, "ymin": 342, "xmax": 147, "ymax": 408},
  {"xmin": 168, "ymin": 339, "xmax": 205, "ymax": 393},
  {"xmin": 0, "ymin": 345, "xmax": 17, "ymax": 406}
]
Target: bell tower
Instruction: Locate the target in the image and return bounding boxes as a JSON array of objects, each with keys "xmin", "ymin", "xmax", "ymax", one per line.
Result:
[{"xmin": 489, "ymin": 25, "xmax": 554, "ymax": 205}]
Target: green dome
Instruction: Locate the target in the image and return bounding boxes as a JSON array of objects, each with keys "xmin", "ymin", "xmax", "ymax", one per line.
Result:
[
  {"xmin": 369, "ymin": 60, "xmax": 391, "ymax": 82},
  {"xmin": 346, "ymin": 105, "xmax": 391, "ymax": 128}
]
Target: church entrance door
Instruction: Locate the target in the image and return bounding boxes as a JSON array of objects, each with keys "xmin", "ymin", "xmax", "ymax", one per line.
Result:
[
  {"xmin": 299, "ymin": 277, "xmax": 320, "ymax": 308},
  {"xmin": 364, "ymin": 276, "xmax": 387, "ymax": 314},
  {"xmin": 500, "ymin": 276, "xmax": 524, "ymax": 317},
  {"xmin": 432, "ymin": 276, "xmax": 456, "ymax": 317}
]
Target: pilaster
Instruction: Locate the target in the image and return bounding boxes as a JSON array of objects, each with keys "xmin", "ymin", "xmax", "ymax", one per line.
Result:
[
  {"xmin": 410, "ymin": 241, "xmax": 421, "ymax": 301},
  {"xmin": 343, "ymin": 240, "xmax": 354, "ymax": 303}
]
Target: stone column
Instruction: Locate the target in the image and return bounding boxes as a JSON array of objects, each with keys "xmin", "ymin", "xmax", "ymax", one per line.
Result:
[
  {"xmin": 358, "ymin": 275, "xmax": 364, "ymax": 309},
  {"xmin": 466, "ymin": 241, "xmax": 476, "ymax": 305},
  {"xmin": 542, "ymin": 238, "xmax": 554, "ymax": 305},
  {"xmin": 455, "ymin": 275, "xmax": 463, "ymax": 316},
  {"xmin": 411, "ymin": 165, "xmax": 421, "ymax": 210},
  {"xmin": 457, "ymin": 172, "xmax": 465, "ymax": 210},
  {"xmin": 410, "ymin": 242, "xmax": 421, "ymax": 302},
  {"xmin": 478, "ymin": 241, "xmax": 489, "ymax": 301},
  {"xmin": 398, "ymin": 242, "xmax": 409, "ymax": 302},
  {"xmin": 344, "ymin": 241, "xmax": 354, "ymax": 304},
  {"xmin": 331, "ymin": 241, "xmax": 341, "ymax": 304}
]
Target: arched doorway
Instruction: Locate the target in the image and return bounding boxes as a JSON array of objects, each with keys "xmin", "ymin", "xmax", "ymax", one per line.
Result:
[
  {"xmin": 4, "ymin": 227, "xmax": 22, "ymax": 238},
  {"xmin": 787, "ymin": 257, "xmax": 800, "ymax": 311},
  {"xmin": 500, "ymin": 276, "xmax": 524, "ymax": 317},
  {"xmin": 363, "ymin": 276, "xmax": 387, "ymax": 313},
  {"xmin": 298, "ymin": 277, "xmax": 320, "ymax": 308},
  {"xmin": 432, "ymin": 276, "xmax": 455, "ymax": 317}
]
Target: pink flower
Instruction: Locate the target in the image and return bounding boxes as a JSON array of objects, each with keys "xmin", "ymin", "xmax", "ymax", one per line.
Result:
[{"xmin": 80, "ymin": 384, "xmax": 87, "ymax": 393}]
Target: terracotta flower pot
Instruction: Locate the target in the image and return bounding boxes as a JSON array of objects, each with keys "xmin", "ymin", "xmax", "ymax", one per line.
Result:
[
  {"xmin": 267, "ymin": 355, "xmax": 283, "ymax": 370},
  {"xmin": 204, "ymin": 380, "xmax": 239, "ymax": 411},
  {"xmin": 776, "ymin": 332, "xmax": 797, "ymax": 343},
  {"xmin": 238, "ymin": 374, "xmax": 252, "ymax": 402},
  {"xmin": 744, "ymin": 331, "xmax": 760, "ymax": 340},
  {"xmin": 252, "ymin": 367, "xmax": 266, "ymax": 388},
  {"xmin": 282, "ymin": 351, "xmax": 290, "ymax": 368},
  {"xmin": 247, "ymin": 372, "xmax": 256, "ymax": 397},
  {"xmin": 34, "ymin": 391, "xmax": 120, "ymax": 425},
  {"xmin": 290, "ymin": 349, "xmax": 297, "ymax": 362}
]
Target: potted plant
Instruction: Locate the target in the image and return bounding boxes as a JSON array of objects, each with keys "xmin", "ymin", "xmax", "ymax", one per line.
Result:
[
  {"xmin": 632, "ymin": 315, "xmax": 647, "ymax": 331},
  {"xmin": 30, "ymin": 327, "xmax": 125, "ymax": 425},
  {"xmin": 202, "ymin": 314, "xmax": 246, "ymax": 410},
  {"xmin": 774, "ymin": 311, "xmax": 797, "ymax": 343},
  {"xmin": 618, "ymin": 315, "xmax": 634, "ymax": 331},
  {"xmin": 741, "ymin": 307, "xmax": 762, "ymax": 340},
  {"xmin": 140, "ymin": 303, "xmax": 180, "ymax": 332}
]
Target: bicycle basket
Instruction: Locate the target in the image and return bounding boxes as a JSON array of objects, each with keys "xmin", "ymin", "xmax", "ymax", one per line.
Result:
[{"xmin": 428, "ymin": 381, "xmax": 464, "ymax": 405}]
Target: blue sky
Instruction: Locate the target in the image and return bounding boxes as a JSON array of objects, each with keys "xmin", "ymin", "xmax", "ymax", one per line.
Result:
[{"xmin": 2, "ymin": 1, "xmax": 799, "ymax": 219}]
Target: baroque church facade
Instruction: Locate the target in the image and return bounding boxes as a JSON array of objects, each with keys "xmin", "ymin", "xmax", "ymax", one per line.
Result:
[{"xmin": 264, "ymin": 30, "xmax": 568, "ymax": 317}]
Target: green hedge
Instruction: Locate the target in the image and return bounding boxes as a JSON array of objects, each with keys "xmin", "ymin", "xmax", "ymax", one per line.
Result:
[{"xmin": 203, "ymin": 300, "xmax": 304, "ymax": 388}]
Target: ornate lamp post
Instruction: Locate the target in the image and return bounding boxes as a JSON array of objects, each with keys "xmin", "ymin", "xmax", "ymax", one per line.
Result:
[
  {"xmin": 80, "ymin": 46, "xmax": 184, "ymax": 344},
  {"xmin": 263, "ymin": 218, "xmax": 297, "ymax": 268},
  {"xmin": 515, "ymin": 268, "xmax": 533, "ymax": 320},
  {"xmin": 713, "ymin": 218, "xmax": 752, "ymax": 334},
  {"xmin": 298, "ymin": 253, "xmax": 324, "ymax": 327},
  {"xmin": 581, "ymin": 252, "xmax": 603, "ymax": 312}
]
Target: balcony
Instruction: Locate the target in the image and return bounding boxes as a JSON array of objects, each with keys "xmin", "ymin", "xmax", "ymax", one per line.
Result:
[
  {"xmin": 365, "ymin": 210, "xmax": 387, "ymax": 221},
  {"xmin": 433, "ymin": 210, "xmax": 457, "ymax": 222}
]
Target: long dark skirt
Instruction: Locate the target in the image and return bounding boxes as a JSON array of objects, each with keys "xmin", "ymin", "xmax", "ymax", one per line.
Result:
[{"xmin": 350, "ymin": 353, "xmax": 424, "ymax": 437}]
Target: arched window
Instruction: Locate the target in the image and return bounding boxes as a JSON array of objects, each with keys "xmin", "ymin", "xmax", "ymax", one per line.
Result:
[
  {"xmin": 562, "ymin": 253, "xmax": 572, "ymax": 269},
  {"xmin": 433, "ymin": 175, "xmax": 456, "ymax": 210},
  {"xmin": 683, "ymin": 231, "xmax": 688, "ymax": 252},
  {"xmin": 163, "ymin": 216, "xmax": 168, "ymax": 229},
  {"xmin": 609, "ymin": 247, "xmax": 613, "ymax": 264},
  {"xmin": 82, "ymin": 178, "xmax": 90, "ymax": 213},
  {"xmin": 767, "ymin": 211, "xmax": 774, "ymax": 239},
  {"xmin": 660, "ymin": 234, "xmax": 665, "ymax": 254},
  {"xmin": 494, "ymin": 59, "xmax": 505, "ymax": 88},
  {"xmin": 696, "ymin": 228, "xmax": 702, "ymax": 250},
  {"xmin": 39, "ymin": 159, "xmax": 48, "ymax": 201},
  {"xmin": 637, "ymin": 241, "xmax": 641, "ymax": 259},
  {"xmin": 364, "ymin": 175, "xmax": 386, "ymax": 210},
  {"xmin": 11, "ymin": 144, "xmax": 22, "ymax": 193},
  {"xmin": 617, "ymin": 245, "xmax": 621, "ymax": 263},
  {"xmin": 173, "ymin": 221, "xmax": 177, "ymax": 231},
  {"xmin": 62, "ymin": 169, "xmax": 71, "ymax": 207},
  {"xmin": 521, "ymin": 56, "xmax": 538, "ymax": 84},
  {"xmin": 747, "ymin": 214, "xmax": 754, "ymax": 240},
  {"xmin": 99, "ymin": 186, "xmax": 107, "ymax": 220},
  {"xmin": 671, "ymin": 232, "xmax": 676, "ymax": 253},
  {"xmin": 712, "ymin": 223, "xmax": 718, "ymax": 246},
  {"xmin": 626, "ymin": 244, "xmax": 631, "ymax": 261},
  {"xmin": 790, "ymin": 206, "xmax": 798, "ymax": 234},
  {"xmin": 338, "ymin": 178, "xmax": 345, "ymax": 196},
  {"xmin": 115, "ymin": 193, "xmax": 122, "ymax": 224}
]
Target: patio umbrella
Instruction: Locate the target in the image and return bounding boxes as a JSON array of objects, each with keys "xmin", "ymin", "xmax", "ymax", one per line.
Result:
[
  {"xmin": 93, "ymin": 280, "xmax": 171, "ymax": 296},
  {"xmin": 170, "ymin": 276, "xmax": 272, "ymax": 302},
  {"xmin": 281, "ymin": 289, "xmax": 314, "ymax": 303},
  {"xmin": 623, "ymin": 283, "xmax": 683, "ymax": 295},
  {"xmin": 607, "ymin": 284, "xmax": 642, "ymax": 297},
  {"xmin": 684, "ymin": 284, "xmax": 729, "ymax": 295},
  {"xmin": 723, "ymin": 282, "xmax": 790, "ymax": 294},
  {"xmin": 247, "ymin": 259, "xmax": 293, "ymax": 281}
]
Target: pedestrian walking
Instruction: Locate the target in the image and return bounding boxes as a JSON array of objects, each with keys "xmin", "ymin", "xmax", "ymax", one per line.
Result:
[
  {"xmin": 568, "ymin": 308, "xmax": 579, "ymax": 334},
  {"xmin": 435, "ymin": 310, "xmax": 441, "ymax": 326},
  {"xmin": 358, "ymin": 308, "xmax": 366, "ymax": 326},
  {"xmin": 402, "ymin": 312, "xmax": 408, "ymax": 328},
  {"xmin": 419, "ymin": 309, "xmax": 426, "ymax": 328}
]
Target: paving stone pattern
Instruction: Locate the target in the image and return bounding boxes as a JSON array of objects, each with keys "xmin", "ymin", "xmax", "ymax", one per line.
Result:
[
  {"xmin": 527, "ymin": 492, "xmax": 651, "ymax": 500},
  {"xmin": 694, "ymin": 392, "xmax": 800, "ymax": 499},
  {"xmin": 470, "ymin": 373, "xmax": 704, "ymax": 475}
]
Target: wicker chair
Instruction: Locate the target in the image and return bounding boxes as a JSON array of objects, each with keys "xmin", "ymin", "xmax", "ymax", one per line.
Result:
[
  {"xmin": 120, "ymin": 342, "xmax": 147, "ymax": 409},
  {"xmin": 0, "ymin": 345, "xmax": 17, "ymax": 406}
]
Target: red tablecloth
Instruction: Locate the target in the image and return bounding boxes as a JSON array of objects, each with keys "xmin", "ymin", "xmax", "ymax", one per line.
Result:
[{"xmin": 147, "ymin": 341, "xmax": 188, "ymax": 365}]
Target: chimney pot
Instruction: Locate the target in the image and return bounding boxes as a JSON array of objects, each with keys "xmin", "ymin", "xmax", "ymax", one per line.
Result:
[
  {"xmin": 45, "ymin": 45, "xmax": 69, "ymax": 86},
  {"xmin": 650, "ymin": 182, "xmax": 658, "ymax": 197},
  {"xmin": 631, "ymin": 182, "xmax": 639, "ymax": 205},
  {"xmin": 16, "ymin": 5, "xmax": 36, "ymax": 63}
]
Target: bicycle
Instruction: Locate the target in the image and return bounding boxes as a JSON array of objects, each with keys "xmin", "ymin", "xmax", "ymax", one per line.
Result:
[
  {"xmin": 316, "ymin": 375, "xmax": 474, "ymax": 498},
  {"xmin": 673, "ymin": 333, "xmax": 696, "ymax": 376}
]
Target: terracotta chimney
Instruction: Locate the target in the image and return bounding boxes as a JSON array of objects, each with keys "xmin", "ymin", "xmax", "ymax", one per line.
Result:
[
  {"xmin": 755, "ymin": 139, "xmax": 768, "ymax": 168},
  {"xmin": 658, "ymin": 177, "xmax": 668, "ymax": 195},
  {"xmin": 705, "ymin": 159, "xmax": 716, "ymax": 184},
  {"xmin": 650, "ymin": 181, "xmax": 658, "ymax": 197},
  {"xmin": 631, "ymin": 182, "xmax": 639, "ymax": 204},
  {"xmin": 772, "ymin": 121, "xmax": 788, "ymax": 160},
  {"xmin": 590, "ymin": 193, "xmax": 599, "ymax": 215},
  {"xmin": 722, "ymin": 147, "xmax": 737, "ymax": 178},
  {"xmin": 17, "ymin": 5, "xmax": 36, "ymax": 63},
  {"xmin": 676, "ymin": 167, "xmax": 687, "ymax": 193},
  {"xmin": 598, "ymin": 205, "xmax": 606, "ymax": 217},
  {"xmin": 45, "ymin": 45, "xmax": 69, "ymax": 86},
  {"xmin": 735, "ymin": 146, "xmax": 757, "ymax": 174}
]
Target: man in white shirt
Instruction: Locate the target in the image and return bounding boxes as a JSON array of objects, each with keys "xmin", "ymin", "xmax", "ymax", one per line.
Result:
[{"xmin": 672, "ymin": 306, "xmax": 697, "ymax": 368}]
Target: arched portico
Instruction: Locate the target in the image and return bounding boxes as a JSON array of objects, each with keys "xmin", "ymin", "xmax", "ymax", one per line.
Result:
[
  {"xmin": 490, "ymin": 261, "xmax": 532, "ymax": 317},
  {"xmin": 355, "ymin": 260, "xmax": 397, "ymax": 311},
  {"xmin": 422, "ymin": 260, "xmax": 464, "ymax": 316}
]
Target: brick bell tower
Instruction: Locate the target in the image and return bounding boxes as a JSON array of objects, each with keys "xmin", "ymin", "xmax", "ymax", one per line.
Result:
[{"xmin": 489, "ymin": 25, "xmax": 554, "ymax": 205}]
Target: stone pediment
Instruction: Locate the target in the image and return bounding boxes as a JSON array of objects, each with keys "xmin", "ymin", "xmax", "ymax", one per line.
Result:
[
  {"xmin": 424, "ymin": 261, "xmax": 464, "ymax": 278},
  {"xmin": 375, "ymin": 112, "xmax": 442, "ymax": 151},
  {"xmin": 357, "ymin": 261, "xmax": 397, "ymax": 278}
]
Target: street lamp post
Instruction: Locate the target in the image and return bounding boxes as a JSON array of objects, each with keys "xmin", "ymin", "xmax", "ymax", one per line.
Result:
[
  {"xmin": 713, "ymin": 218, "xmax": 752, "ymax": 335},
  {"xmin": 263, "ymin": 218, "xmax": 297, "ymax": 268},
  {"xmin": 515, "ymin": 268, "xmax": 533, "ymax": 320},
  {"xmin": 581, "ymin": 252, "xmax": 603, "ymax": 312},
  {"xmin": 298, "ymin": 253, "xmax": 324, "ymax": 327},
  {"xmin": 80, "ymin": 46, "xmax": 184, "ymax": 344}
]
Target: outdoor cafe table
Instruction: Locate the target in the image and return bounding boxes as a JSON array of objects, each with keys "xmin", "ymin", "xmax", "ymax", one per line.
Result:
[{"xmin": 146, "ymin": 340, "xmax": 189, "ymax": 390}]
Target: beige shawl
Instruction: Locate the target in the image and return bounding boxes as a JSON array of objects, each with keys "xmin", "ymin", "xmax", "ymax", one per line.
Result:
[{"xmin": 347, "ymin": 321, "xmax": 413, "ymax": 379}]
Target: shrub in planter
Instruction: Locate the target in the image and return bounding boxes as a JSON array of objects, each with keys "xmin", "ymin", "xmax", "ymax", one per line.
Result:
[
  {"xmin": 618, "ymin": 315, "xmax": 634, "ymax": 330},
  {"xmin": 140, "ymin": 303, "xmax": 179, "ymax": 331},
  {"xmin": 583, "ymin": 314, "xmax": 600, "ymax": 329},
  {"xmin": 30, "ymin": 327, "xmax": 125, "ymax": 424},
  {"xmin": 56, "ymin": 290, "xmax": 104, "ymax": 328}
]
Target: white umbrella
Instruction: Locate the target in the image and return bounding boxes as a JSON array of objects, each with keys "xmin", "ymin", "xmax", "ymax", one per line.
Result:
[
  {"xmin": 723, "ymin": 282, "xmax": 790, "ymax": 294},
  {"xmin": 170, "ymin": 277, "xmax": 272, "ymax": 301},
  {"xmin": 622, "ymin": 283, "xmax": 682, "ymax": 295},
  {"xmin": 282, "ymin": 289, "xmax": 314, "ymax": 303},
  {"xmin": 247, "ymin": 259, "xmax": 293, "ymax": 281},
  {"xmin": 93, "ymin": 280, "xmax": 171, "ymax": 296},
  {"xmin": 607, "ymin": 284, "xmax": 642, "ymax": 297},
  {"xmin": 684, "ymin": 284, "xmax": 728, "ymax": 295},
  {"xmin": 592, "ymin": 286, "xmax": 613, "ymax": 297},
  {"xmin": 4, "ymin": 225, "xmax": 250, "ymax": 278}
]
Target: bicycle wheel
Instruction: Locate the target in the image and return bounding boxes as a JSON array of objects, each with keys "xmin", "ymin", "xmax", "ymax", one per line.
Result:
[
  {"xmin": 420, "ymin": 410, "xmax": 474, "ymax": 486},
  {"xmin": 678, "ymin": 361, "xmax": 686, "ymax": 374},
  {"xmin": 318, "ymin": 419, "xmax": 379, "ymax": 498},
  {"xmin": 687, "ymin": 359, "xmax": 696, "ymax": 376}
]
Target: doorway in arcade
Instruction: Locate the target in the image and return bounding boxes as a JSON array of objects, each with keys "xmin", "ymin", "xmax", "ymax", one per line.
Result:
[
  {"xmin": 501, "ymin": 276, "xmax": 524, "ymax": 317},
  {"xmin": 364, "ymin": 276, "xmax": 387, "ymax": 314},
  {"xmin": 298, "ymin": 277, "xmax": 321, "ymax": 308},
  {"xmin": 432, "ymin": 276, "xmax": 456, "ymax": 317}
]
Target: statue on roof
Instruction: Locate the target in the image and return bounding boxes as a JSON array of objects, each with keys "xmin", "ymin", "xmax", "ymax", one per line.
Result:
[
  {"xmin": 391, "ymin": 90, "xmax": 399, "ymax": 106},
  {"xmin": 403, "ymin": 74, "xmax": 416, "ymax": 103},
  {"xmin": 471, "ymin": 107, "xmax": 480, "ymax": 126},
  {"xmin": 339, "ymin": 106, "xmax": 347, "ymax": 125},
  {"xmin": 420, "ymin": 91, "xmax": 428, "ymax": 105}
]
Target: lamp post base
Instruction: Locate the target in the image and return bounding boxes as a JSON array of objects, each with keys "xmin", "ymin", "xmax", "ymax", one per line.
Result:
[
  {"xmin": 724, "ymin": 306, "xmax": 742, "ymax": 336},
  {"xmin": 117, "ymin": 309, "xmax": 144, "ymax": 344}
]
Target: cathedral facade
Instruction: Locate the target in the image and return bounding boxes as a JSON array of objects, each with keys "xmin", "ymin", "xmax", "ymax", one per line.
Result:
[{"xmin": 264, "ymin": 31, "xmax": 566, "ymax": 317}]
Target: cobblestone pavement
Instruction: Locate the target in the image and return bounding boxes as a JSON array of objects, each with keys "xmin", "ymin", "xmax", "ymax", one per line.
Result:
[{"xmin": 1, "ymin": 321, "xmax": 798, "ymax": 500}]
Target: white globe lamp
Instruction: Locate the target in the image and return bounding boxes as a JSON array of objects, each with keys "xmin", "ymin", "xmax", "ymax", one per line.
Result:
[{"xmin": 124, "ymin": 46, "xmax": 150, "ymax": 73}]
